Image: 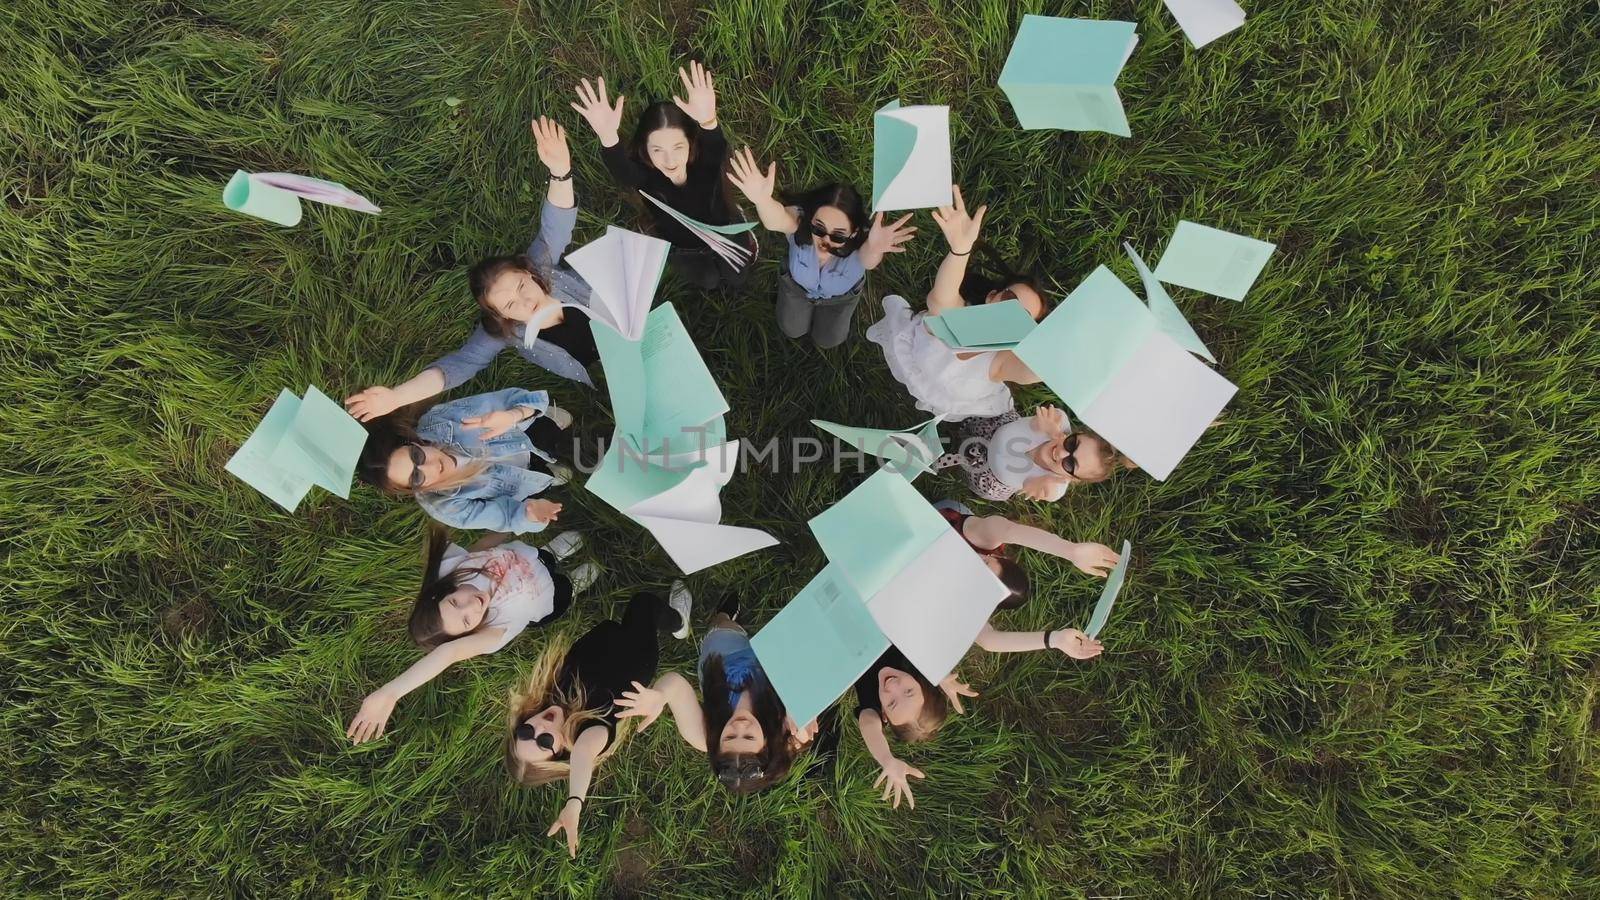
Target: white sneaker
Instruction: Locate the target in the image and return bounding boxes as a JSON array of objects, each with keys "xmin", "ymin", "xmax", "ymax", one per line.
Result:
[
  {"xmin": 570, "ymin": 562, "xmax": 600, "ymax": 595},
  {"xmin": 548, "ymin": 463, "xmax": 574, "ymax": 486},
  {"xmin": 545, "ymin": 406, "xmax": 574, "ymax": 430},
  {"xmin": 668, "ymin": 580, "xmax": 693, "ymax": 640},
  {"xmin": 546, "ymin": 530, "xmax": 583, "ymax": 561}
]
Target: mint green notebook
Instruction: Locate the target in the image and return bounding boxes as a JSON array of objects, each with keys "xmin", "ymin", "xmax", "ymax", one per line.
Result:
[
  {"xmin": 750, "ymin": 565, "xmax": 888, "ymax": 727},
  {"xmin": 930, "ymin": 299, "xmax": 1037, "ymax": 349},
  {"xmin": 1153, "ymin": 221, "xmax": 1276, "ymax": 301},
  {"xmin": 1085, "ymin": 540, "xmax": 1133, "ymax": 639},
  {"xmin": 808, "ymin": 468, "xmax": 947, "ymax": 599}
]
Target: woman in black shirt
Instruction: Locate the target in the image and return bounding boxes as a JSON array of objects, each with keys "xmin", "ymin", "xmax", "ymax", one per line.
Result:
[{"xmin": 570, "ymin": 61, "xmax": 753, "ymax": 290}]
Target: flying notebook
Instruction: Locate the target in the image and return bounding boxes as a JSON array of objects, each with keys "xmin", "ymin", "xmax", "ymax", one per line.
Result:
[
  {"xmin": 1124, "ymin": 242, "xmax": 1214, "ymax": 363},
  {"xmin": 224, "ymin": 386, "xmax": 369, "ymax": 511},
  {"xmin": 871, "ymin": 102, "xmax": 953, "ymax": 212},
  {"xmin": 222, "ymin": 171, "xmax": 381, "ymax": 227},
  {"xmin": 1085, "ymin": 540, "xmax": 1133, "ymax": 639},
  {"xmin": 638, "ymin": 192, "xmax": 755, "ymax": 272},
  {"xmin": 1162, "ymin": 0, "xmax": 1247, "ymax": 49},
  {"xmin": 811, "ymin": 415, "xmax": 945, "ymax": 480},
  {"xmin": 923, "ymin": 299, "xmax": 1038, "ymax": 351},
  {"xmin": 564, "ymin": 226, "xmax": 672, "ymax": 339},
  {"xmin": 1152, "ymin": 220, "xmax": 1276, "ymax": 302},
  {"xmin": 590, "ymin": 302, "xmax": 729, "ymax": 458},
  {"xmin": 998, "ymin": 16, "xmax": 1140, "ymax": 137},
  {"xmin": 1014, "ymin": 265, "xmax": 1236, "ymax": 480}
]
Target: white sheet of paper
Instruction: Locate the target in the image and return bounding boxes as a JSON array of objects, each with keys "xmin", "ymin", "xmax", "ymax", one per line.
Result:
[
  {"xmin": 864, "ymin": 529, "xmax": 1008, "ymax": 684},
  {"xmin": 878, "ymin": 106, "xmax": 953, "ymax": 212},
  {"xmin": 630, "ymin": 515, "xmax": 779, "ymax": 575},
  {"xmin": 565, "ymin": 226, "xmax": 669, "ymax": 339},
  {"xmin": 626, "ymin": 440, "xmax": 742, "ymax": 523},
  {"xmin": 1081, "ymin": 330, "xmax": 1236, "ymax": 480},
  {"xmin": 1162, "ymin": 0, "xmax": 1247, "ymax": 49}
]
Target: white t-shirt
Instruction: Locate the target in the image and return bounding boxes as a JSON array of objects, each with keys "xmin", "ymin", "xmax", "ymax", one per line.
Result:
[{"xmin": 439, "ymin": 542, "xmax": 556, "ymax": 652}]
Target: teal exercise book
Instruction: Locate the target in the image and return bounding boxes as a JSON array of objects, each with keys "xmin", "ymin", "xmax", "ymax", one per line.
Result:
[
  {"xmin": 592, "ymin": 303, "xmax": 729, "ymax": 458},
  {"xmin": 998, "ymin": 15, "xmax": 1140, "ymax": 137},
  {"xmin": 224, "ymin": 386, "xmax": 369, "ymax": 512},
  {"xmin": 754, "ymin": 470, "xmax": 1009, "ymax": 724},
  {"xmin": 1085, "ymin": 540, "xmax": 1134, "ymax": 639},
  {"xmin": 871, "ymin": 101, "xmax": 953, "ymax": 211},
  {"xmin": 1152, "ymin": 220, "xmax": 1276, "ymax": 301},
  {"xmin": 924, "ymin": 298, "xmax": 1038, "ymax": 350},
  {"xmin": 638, "ymin": 192, "xmax": 755, "ymax": 271},
  {"xmin": 810, "ymin": 414, "xmax": 944, "ymax": 481}
]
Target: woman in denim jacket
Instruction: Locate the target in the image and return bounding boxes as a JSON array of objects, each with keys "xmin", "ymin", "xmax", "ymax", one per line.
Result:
[
  {"xmin": 357, "ymin": 387, "xmax": 570, "ymax": 534},
  {"xmin": 345, "ymin": 117, "xmax": 603, "ymax": 424}
]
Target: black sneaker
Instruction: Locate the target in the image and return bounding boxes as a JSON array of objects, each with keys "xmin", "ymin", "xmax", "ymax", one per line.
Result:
[{"xmin": 716, "ymin": 596, "xmax": 740, "ymax": 624}]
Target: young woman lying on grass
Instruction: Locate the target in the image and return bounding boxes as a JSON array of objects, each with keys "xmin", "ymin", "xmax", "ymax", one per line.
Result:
[
  {"xmin": 505, "ymin": 586, "xmax": 693, "ymax": 858},
  {"xmin": 346, "ymin": 526, "xmax": 594, "ymax": 745},
  {"xmin": 356, "ymin": 387, "xmax": 571, "ymax": 534},
  {"xmin": 857, "ymin": 624, "xmax": 1105, "ymax": 810},
  {"xmin": 609, "ymin": 597, "xmax": 818, "ymax": 795},
  {"xmin": 345, "ymin": 117, "xmax": 601, "ymax": 420},
  {"xmin": 570, "ymin": 61, "xmax": 755, "ymax": 291},
  {"xmin": 866, "ymin": 185, "xmax": 1047, "ymax": 421},
  {"xmin": 726, "ymin": 148, "xmax": 916, "ymax": 348},
  {"xmin": 930, "ymin": 498, "xmax": 1122, "ymax": 606},
  {"xmin": 937, "ymin": 403, "xmax": 1136, "ymax": 502}
]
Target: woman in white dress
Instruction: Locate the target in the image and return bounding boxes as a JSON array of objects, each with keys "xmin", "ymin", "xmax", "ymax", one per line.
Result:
[{"xmin": 866, "ymin": 185, "xmax": 1048, "ymax": 421}]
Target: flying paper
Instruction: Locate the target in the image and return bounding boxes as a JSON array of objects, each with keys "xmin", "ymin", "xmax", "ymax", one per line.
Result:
[
  {"xmin": 1152, "ymin": 220, "xmax": 1276, "ymax": 301},
  {"xmin": 1084, "ymin": 540, "xmax": 1133, "ymax": 639},
  {"xmin": 222, "ymin": 171, "xmax": 380, "ymax": 226},
  {"xmin": 638, "ymin": 192, "xmax": 755, "ymax": 271},
  {"xmin": 564, "ymin": 226, "xmax": 672, "ymax": 339},
  {"xmin": 924, "ymin": 299, "xmax": 1038, "ymax": 351},
  {"xmin": 998, "ymin": 16, "xmax": 1140, "ymax": 137},
  {"xmin": 1124, "ymin": 242, "xmax": 1214, "ymax": 363},
  {"xmin": 1162, "ymin": 0, "xmax": 1247, "ymax": 49},
  {"xmin": 224, "ymin": 386, "xmax": 369, "ymax": 511},
  {"xmin": 811, "ymin": 415, "xmax": 945, "ymax": 480},
  {"xmin": 871, "ymin": 102, "xmax": 953, "ymax": 212}
]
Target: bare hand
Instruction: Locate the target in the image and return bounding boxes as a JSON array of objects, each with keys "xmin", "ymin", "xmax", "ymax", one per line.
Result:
[
  {"xmin": 864, "ymin": 212, "xmax": 917, "ymax": 259},
  {"xmin": 784, "ymin": 715, "xmax": 818, "ymax": 746},
  {"xmin": 547, "ymin": 800, "xmax": 581, "ymax": 858},
  {"xmin": 938, "ymin": 674, "xmax": 978, "ymax": 714},
  {"xmin": 1033, "ymin": 404, "xmax": 1070, "ymax": 436},
  {"xmin": 930, "ymin": 184, "xmax": 986, "ymax": 254},
  {"xmin": 570, "ymin": 76, "xmax": 625, "ymax": 145},
  {"xmin": 614, "ymin": 680, "xmax": 667, "ymax": 730},
  {"xmin": 346, "ymin": 691, "xmax": 397, "ymax": 744},
  {"xmin": 727, "ymin": 147, "xmax": 776, "ymax": 204},
  {"xmin": 671, "ymin": 60, "xmax": 717, "ymax": 125},
  {"xmin": 874, "ymin": 757, "xmax": 925, "ymax": 809},
  {"xmin": 525, "ymin": 499, "xmax": 563, "ymax": 523},
  {"xmin": 530, "ymin": 115, "xmax": 571, "ymax": 175},
  {"xmin": 1066, "ymin": 542, "xmax": 1120, "ymax": 578},
  {"xmin": 345, "ymin": 385, "xmax": 400, "ymax": 422},
  {"xmin": 460, "ymin": 408, "xmax": 526, "ymax": 440},
  {"xmin": 1050, "ymin": 628, "xmax": 1104, "ymax": 660}
]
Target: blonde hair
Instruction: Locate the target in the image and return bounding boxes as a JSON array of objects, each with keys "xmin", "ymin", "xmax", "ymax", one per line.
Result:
[
  {"xmin": 503, "ymin": 633, "xmax": 625, "ymax": 787},
  {"xmin": 1075, "ymin": 430, "xmax": 1137, "ymax": 483}
]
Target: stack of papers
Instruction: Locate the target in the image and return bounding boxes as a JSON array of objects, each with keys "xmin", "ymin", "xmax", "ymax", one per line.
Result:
[
  {"xmin": 998, "ymin": 16, "xmax": 1140, "ymax": 137},
  {"xmin": 585, "ymin": 302, "xmax": 775, "ymax": 573},
  {"xmin": 811, "ymin": 415, "xmax": 945, "ymax": 481},
  {"xmin": 1162, "ymin": 0, "xmax": 1247, "ymax": 49},
  {"xmin": 222, "ymin": 171, "xmax": 381, "ymax": 227},
  {"xmin": 1152, "ymin": 220, "xmax": 1276, "ymax": 302},
  {"xmin": 639, "ymin": 192, "xmax": 756, "ymax": 272},
  {"xmin": 871, "ymin": 101, "xmax": 953, "ymax": 212},
  {"xmin": 924, "ymin": 299, "xmax": 1038, "ymax": 351},
  {"xmin": 751, "ymin": 470, "xmax": 1007, "ymax": 725},
  {"xmin": 224, "ymin": 386, "xmax": 369, "ymax": 511},
  {"xmin": 1014, "ymin": 265, "xmax": 1236, "ymax": 480},
  {"xmin": 563, "ymin": 226, "xmax": 672, "ymax": 339}
]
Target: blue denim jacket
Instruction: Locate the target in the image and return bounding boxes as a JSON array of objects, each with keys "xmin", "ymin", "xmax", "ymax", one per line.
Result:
[
  {"xmin": 428, "ymin": 201, "xmax": 597, "ymax": 389},
  {"xmin": 414, "ymin": 388, "xmax": 558, "ymax": 534}
]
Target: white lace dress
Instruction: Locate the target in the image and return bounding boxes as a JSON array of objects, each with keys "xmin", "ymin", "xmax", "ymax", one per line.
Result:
[{"xmin": 865, "ymin": 295, "xmax": 1017, "ymax": 421}]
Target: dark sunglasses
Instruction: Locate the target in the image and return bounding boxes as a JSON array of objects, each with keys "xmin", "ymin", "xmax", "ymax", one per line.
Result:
[
  {"xmin": 716, "ymin": 758, "xmax": 767, "ymax": 788},
  {"xmin": 1061, "ymin": 434, "xmax": 1080, "ymax": 477},
  {"xmin": 405, "ymin": 444, "xmax": 428, "ymax": 488},
  {"xmin": 515, "ymin": 722, "xmax": 556, "ymax": 751},
  {"xmin": 809, "ymin": 221, "xmax": 853, "ymax": 244}
]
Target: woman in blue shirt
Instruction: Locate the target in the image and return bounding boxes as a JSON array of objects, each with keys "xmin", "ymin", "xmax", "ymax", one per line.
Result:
[
  {"xmin": 345, "ymin": 117, "xmax": 602, "ymax": 424},
  {"xmin": 727, "ymin": 148, "xmax": 917, "ymax": 348}
]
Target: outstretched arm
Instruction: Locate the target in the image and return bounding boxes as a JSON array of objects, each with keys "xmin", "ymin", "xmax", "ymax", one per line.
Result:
[
  {"xmin": 963, "ymin": 516, "xmax": 1121, "ymax": 577},
  {"xmin": 857, "ymin": 709, "xmax": 925, "ymax": 809},
  {"xmin": 346, "ymin": 631, "xmax": 501, "ymax": 743},
  {"xmin": 616, "ymin": 672, "xmax": 708, "ymax": 752},
  {"xmin": 547, "ymin": 724, "xmax": 611, "ymax": 858},
  {"xmin": 727, "ymin": 147, "xmax": 798, "ymax": 234},
  {"xmin": 974, "ymin": 624, "xmax": 1104, "ymax": 658},
  {"xmin": 926, "ymin": 185, "xmax": 986, "ymax": 315}
]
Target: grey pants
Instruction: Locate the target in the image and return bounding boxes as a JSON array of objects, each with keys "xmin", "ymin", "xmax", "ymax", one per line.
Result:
[{"xmin": 775, "ymin": 273, "xmax": 865, "ymax": 349}]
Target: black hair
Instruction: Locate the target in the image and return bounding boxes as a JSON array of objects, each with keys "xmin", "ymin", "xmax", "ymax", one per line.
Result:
[
  {"xmin": 467, "ymin": 254, "xmax": 552, "ymax": 339},
  {"xmin": 993, "ymin": 555, "xmax": 1032, "ymax": 611},
  {"xmin": 629, "ymin": 102, "xmax": 703, "ymax": 169},
  {"xmin": 356, "ymin": 414, "xmax": 426, "ymax": 494},
  {"xmin": 409, "ymin": 524, "xmax": 485, "ymax": 649},
  {"xmin": 786, "ymin": 182, "xmax": 870, "ymax": 257},
  {"xmin": 701, "ymin": 653, "xmax": 795, "ymax": 794}
]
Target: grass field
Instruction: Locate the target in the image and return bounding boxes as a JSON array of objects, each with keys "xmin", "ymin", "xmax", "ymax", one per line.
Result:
[{"xmin": 4, "ymin": 0, "xmax": 1600, "ymax": 896}]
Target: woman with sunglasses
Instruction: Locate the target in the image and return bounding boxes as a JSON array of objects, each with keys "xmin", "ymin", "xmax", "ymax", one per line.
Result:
[
  {"xmin": 504, "ymin": 585, "xmax": 692, "ymax": 858},
  {"xmin": 866, "ymin": 185, "xmax": 1049, "ymax": 421},
  {"xmin": 726, "ymin": 148, "xmax": 917, "ymax": 348},
  {"xmin": 937, "ymin": 404, "xmax": 1132, "ymax": 502},
  {"xmin": 859, "ymin": 621, "xmax": 1106, "ymax": 810},
  {"xmin": 345, "ymin": 117, "xmax": 601, "ymax": 426},
  {"xmin": 355, "ymin": 387, "xmax": 570, "ymax": 533},
  {"xmin": 570, "ymin": 62, "xmax": 754, "ymax": 291},
  {"xmin": 345, "ymin": 526, "xmax": 595, "ymax": 746},
  {"xmin": 607, "ymin": 597, "xmax": 818, "ymax": 795}
]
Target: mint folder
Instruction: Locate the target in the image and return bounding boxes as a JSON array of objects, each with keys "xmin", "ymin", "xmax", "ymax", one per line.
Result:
[
  {"xmin": 639, "ymin": 304, "xmax": 729, "ymax": 454},
  {"xmin": 1153, "ymin": 221, "xmax": 1276, "ymax": 301},
  {"xmin": 269, "ymin": 386, "xmax": 368, "ymax": 498},
  {"xmin": 871, "ymin": 101, "xmax": 918, "ymax": 208},
  {"xmin": 934, "ymin": 299, "xmax": 1037, "ymax": 349},
  {"xmin": 1085, "ymin": 540, "xmax": 1133, "ymax": 639},
  {"xmin": 1125, "ymin": 242, "xmax": 1215, "ymax": 363},
  {"xmin": 871, "ymin": 102, "xmax": 952, "ymax": 211},
  {"xmin": 591, "ymin": 317, "xmax": 650, "ymax": 451},
  {"xmin": 750, "ymin": 566, "xmax": 888, "ymax": 727},
  {"xmin": 585, "ymin": 440, "xmax": 701, "ymax": 512},
  {"xmin": 808, "ymin": 469, "xmax": 948, "ymax": 598},
  {"xmin": 812, "ymin": 416, "xmax": 943, "ymax": 479},
  {"xmin": 224, "ymin": 389, "xmax": 313, "ymax": 511},
  {"xmin": 1014, "ymin": 265, "xmax": 1154, "ymax": 412},
  {"xmin": 998, "ymin": 16, "xmax": 1139, "ymax": 137},
  {"xmin": 222, "ymin": 171, "xmax": 303, "ymax": 227}
]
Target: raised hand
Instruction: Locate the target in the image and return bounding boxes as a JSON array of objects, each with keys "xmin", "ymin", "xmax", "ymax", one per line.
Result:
[
  {"xmin": 874, "ymin": 757, "xmax": 926, "ymax": 809},
  {"xmin": 1034, "ymin": 404, "xmax": 1070, "ymax": 436},
  {"xmin": 547, "ymin": 800, "xmax": 582, "ymax": 858},
  {"xmin": 727, "ymin": 147, "xmax": 776, "ymax": 204},
  {"xmin": 346, "ymin": 691, "xmax": 397, "ymax": 744},
  {"xmin": 1049, "ymin": 628, "xmax": 1105, "ymax": 660},
  {"xmin": 938, "ymin": 674, "xmax": 978, "ymax": 714},
  {"xmin": 530, "ymin": 115, "xmax": 571, "ymax": 176},
  {"xmin": 1066, "ymin": 542, "xmax": 1120, "ymax": 578},
  {"xmin": 672, "ymin": 60, "xmax": 717, "ymax": 126},
  {"xmin": 345, "ymin": 385, "xmax": 400, "ymax": 422},
  {"xmin": 785, "ymin": 715, "xmax": 818, "ymax": 746},
  {"xmin": 525, "ymin": 499, "xmax": 563, "ymax": 523},
  {"xmin": 570, "ymin": 76, "xmax": 625, "ymax": 146},
  {"xmin": 614, "ymin": 680, "xmax": 667, "ymax": 730},
  {"xmin": 864, "ymin": 212, "xmax": 917, "ymax": 257},
  {"xmin": 930, "ymin": 184, "xmax": 986, "ymax": 254},
  {"xmin": 460, "ymin": 408, "xmax": 526, "ymax": 440}
]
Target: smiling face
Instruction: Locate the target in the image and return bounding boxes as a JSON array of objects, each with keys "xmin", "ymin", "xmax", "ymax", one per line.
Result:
[
  {"xmin": 986, "ymin": 282, "xmax": 1047, "ymax": 320},
  {"xmin": 877, "ymin": 667, "xmax": 926, "ymax": 727},
  {"xmin": 438, "ymin": 585, "xmax": 489, "ymax": 637},
  {"xmin": 645, "ymin": 127, "xmax": 692, "ymax": 183},
  {"xmin": 483, "ymin": 269, "xmax": 550, "ymax": 325},
  {"xmin": 718, "ymin": 694, "xmax": 767, "ymax": 755},
  {"xmin": 385, "ymin": 444, "xmax": 456, "ymax": 491},
  {"xmin": 513, "ymin": 705, "xmax": 567, "ymax": 765},
  {"xmin": 809, "ymin": 204, "xmax": 855, "ymax": 253}
]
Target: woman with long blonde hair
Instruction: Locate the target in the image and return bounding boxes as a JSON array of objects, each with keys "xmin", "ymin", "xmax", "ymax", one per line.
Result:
[{"xmin": 505, "ymin": 586, "xmax": 692, "ymax": 858}]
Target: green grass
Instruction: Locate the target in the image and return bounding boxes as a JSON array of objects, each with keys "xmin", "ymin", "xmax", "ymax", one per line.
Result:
[{"xmin": 4, "ymin": 0, "xmax": 1599, "ymax": 895}]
